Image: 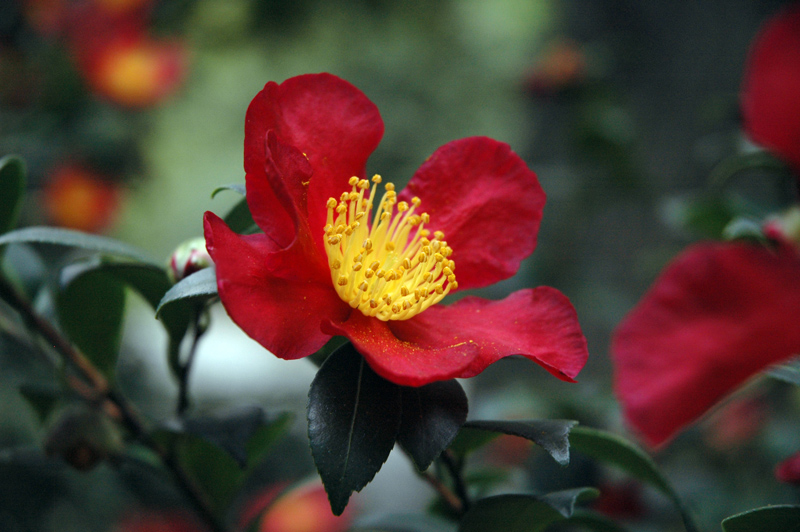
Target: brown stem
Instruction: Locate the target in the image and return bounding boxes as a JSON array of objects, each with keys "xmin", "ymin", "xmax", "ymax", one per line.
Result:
[
  {"xmin": 0, "ymin": 275, "xmax": 226, "ymax": 532},
  {"xmin": 419, "ymin": 470, "xmax": 464, "ymax": 514}
]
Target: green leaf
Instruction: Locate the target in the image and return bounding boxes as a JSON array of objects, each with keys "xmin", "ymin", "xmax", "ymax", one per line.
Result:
[
  {"xmin": 18, "ymin": 383, "xmax": 62, "ymax": 424},
  {"xmin": 721, "ymin": 505, "xmax": 800, "ymax": 532},
  {"xmin": 563, "ymin": 509, "xmax": 634, "ymax": 532},
  {"xmin": 245, "ymin": 411, "xmax": 293, "ymax": 470},
  {"xmin": 448, "ymin": 427, "xmax": 501, "ymax": 458},
  {"xmin": 569, "ymin": 427, "xmax": 698, "ymax": 532},
  {"xmin": 181, "ymin": 405, "xmax": 289, "ymax": 469},
  {"xmin": 461, "ymin": 419, "xmax": 577, "ymax": 466},
  {"xmin": 352, "ymin": 513, "xmax": 458, "ymax": 532},
  {"xmin": 211, "ymin": 184, "xmax": 246, "ymax": 198},
  {"xmin": 56, "ymin": 266, "xmax": 125, "ymax": 381},
  {"xmin": 156, "ymin": 267, "xmax": 218, "ymax": 316},
  {"xmin": 0, "ymin": 155, "xmax": 26, "ymax": 235},
  {"xmin": 307, "ymin": 342, "xmax": 403, "ymax": 516},
  {"xmin": 397, "ymin": 380, "xmax": 468, "ymax": 471},
  {"xmin": 172, "ymin": 431, "xmax": 242, "ymax": 516},
  {"xmin": 459, "ymin": 488, "xmax": 599, "ymax": 532},
  {"xmin": 0, "ymin": 226, "xmax": 154, "ymax": 263},
  {"xmin": 768, "ymin": 357, "xmax": 800, "ymax": 386}
]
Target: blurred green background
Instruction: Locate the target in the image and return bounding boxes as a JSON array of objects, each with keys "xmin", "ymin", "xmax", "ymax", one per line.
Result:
[{"xmin": 2, "ymin": 1, "xmax": 800, "ymax": 531}]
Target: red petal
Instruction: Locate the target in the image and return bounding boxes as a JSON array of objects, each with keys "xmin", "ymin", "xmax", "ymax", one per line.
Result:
[
  {"xmin": 399, "ymin": 137, "xmax": 545, "ymax": 290},
  {"xmin": 204, "ymin": 212, "xmax": 348, "ymax": 360},
  {"xmin": 244, "ymin": 74, "xmax": 384, "ymax": 249},
  {"xmin": 612, "ymin": 242, "xmax": 800, "ymax": 448},
  {"xmin": 741, "ymin": 4, "xmax": 800, "ymax": 173},
  {"xmin": 323, "ymin": 287, "xmax": 587, "ymax": 387}
]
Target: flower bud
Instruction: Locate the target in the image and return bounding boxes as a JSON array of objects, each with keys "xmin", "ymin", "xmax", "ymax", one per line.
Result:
[
  {"xmin": 764, "ymin": 206, "xmax": 800, "ymax": 247},
  {"xmin": 44, "ymin": 404, "xmax": 123, "ymax": 471},
  {"xmin": 168, "ymin": 237, "xmax": 213, "ymax": 282}
]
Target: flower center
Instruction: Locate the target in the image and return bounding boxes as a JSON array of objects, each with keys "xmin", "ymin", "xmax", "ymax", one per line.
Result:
[{"xmin": 323, "ymin": 175, "xmax": 457, "ymax": 321}]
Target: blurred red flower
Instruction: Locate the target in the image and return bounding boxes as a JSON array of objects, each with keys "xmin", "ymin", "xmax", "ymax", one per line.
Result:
[
  {"xmin": 114, "ymin": 510, "xmax": 206, "ymax": 532},
  {"xmin": 775, "ymin": 451, "xmax": 800, "ymax": 484},
  {"xmin": 611, "ymin": 238, "xmax": 800, "ymax": 447},
  {"xmin": 241, "ymin": 481, "xmax": 353, "ymax": 532},
  {"xmin": 204, "ymin": 73, "xmax": 588, "ymax": 387},
  {"xmin": 43, "ymin": 164, "xmax": 121, "ymax": 233},
  {"xmin": 741, "ymin": 3, "xmax": 800, "ymax": 173}
]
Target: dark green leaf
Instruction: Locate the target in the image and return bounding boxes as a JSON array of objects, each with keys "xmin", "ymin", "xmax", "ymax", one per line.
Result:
[
  {"xmin": 398, "ymin": 380, "xmax": 468, "ymax": 471},
  {"xmin": 569, "ymin": 427, "xmax": 698, "ymax": 532},
  {"xmin": 768, "ymin": 357, "xmax": 800, "ymax": 386},
  {"xmin": 0, "ymin": 226, "xmax": 154, "ymax": 263},
  {"xmin": 352, "ymin": 513, "xmax": 458, "ymax": 532},
  {"xmin": 308, "ymin": 342, "xmax": 403, "ymax": 515},
  {"xmin": 212, "ymin": 184, "xmax": 258, "ymax": 234},
  {"xmin": 459, "ymin": 488, "xmax": 598, "ymax": 532},
  {"xmin": 57, "ymin": 267, "xmax": 125, "ymax": 381},
  {"xmin": 245, "ymin": 411, "xmax": 293, "ymax": 469},
  {"xmin": 18, "ymin": 383, "xmax": 61, "ymax": 424},
  {"xmin": 462, "ymin": 419, "xmax": 577, "ymax": 466},
  {"xmin": 721, "ymin": 505, "xmax": 800, "ymax": 532},
  {"xmin": 448, "ymin": 427, "xmax": 501, "ymax": 458},
  {"xmin": 156, "ymin": 267, "xmax": 218, "ymax": 316},
  {"xmin": 181, "ymin": 405, "xmax": 288, "ymax": 469},
  {"xmin": 562, "ymin": 509, "xmax": 633, "ymax": 532},
  {"xmin": 0, "ymin": 155, "xmax": 26, "ymax": 235},
  {"xmin": 173, "ymin": 431, "xmax": 242, "ymax": 515}
]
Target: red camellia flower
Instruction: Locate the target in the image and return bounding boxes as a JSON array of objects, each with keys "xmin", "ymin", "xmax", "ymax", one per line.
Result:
[
  {"xmin": 204, "ymin": 73, "xmax": 588, "ymax": 387},
  {"xmin": 611, "ymin": 237, "xmax": 800, "ymax": 447},
  {"xmin": 741, "ymin": 3, "xmax": 800, "ymax": 173}
]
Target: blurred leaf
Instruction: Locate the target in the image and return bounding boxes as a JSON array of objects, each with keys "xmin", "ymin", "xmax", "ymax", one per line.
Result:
[
  {"xmin": 768, "ymin": 357, "xmax": 800, "ymax": 386},
  {"xmin": 173, "ymin": 431, "xmax": 242, "ymax": 516},
  {"xmin": 212, "ymin": 184, "xmax": 258, "ymax": 234},
  {"xmin": 722, "ymin": 217, "xmax": 768, "ymax": 243},
  {"xmin": 61, "ymin": 256, "xmax": 172, "ymax": 309},
  {"xmin": 461, "ymin": 420, "xmax": 577, "ymax": 466},
  {"xmin": 721, "ymin": 505, "xmax": 800, "ymax": 532},
  {"xmin": 352, "ymin": 513, "xmax": 458, "ymax": 532},
  {"xmin": 156, "ymin": 267, "xmax": 218, "ymax": 316},
  {"xmin": 211, "ymin": 184, "xmax": 246, "ymax": 198},
  {"xmin": 18, "ymin": 383, "xmax": 61, "ymax": 424},
  {"xmin": 0, "ymin": 227, "xmax": 154, "ymax": 263},
  {"xmin": 56, "ymin": 267, "xmax": 125, "ymax": 381},
  {"xmin": 0, "ymin": 155, "xmax": 26, "ymax": 235},
  {"xmin": 245, "ymin": 411, "xmax": 293, "ymax": 469},
  {"xmin": 569, "ymin": 427, "xmax": 698, "ymax": 532},
  {"xmin": 308, "ymin": 342, "xmax": 403, "ymax": 516},
  {"xmin": 562, "ymin": 509, "xmax": 633, "ymax": 532},
  {"xmin": 448, "ymin": 427, "xmax": 501, "ymax": 458},
  {"xmin": 459, "ymin": 488, "xmax": 599, "ymax": 532},
  {"xmin": 398, "ymin": 380, "xmax": 468, "ymax": 471},
  {"xmin": 180, "ymin": 406, "xmax": 290, "ymax": 469},
  {"xmin": 683, "ymin": 196, "xmax": 741, "ymax": 239}
]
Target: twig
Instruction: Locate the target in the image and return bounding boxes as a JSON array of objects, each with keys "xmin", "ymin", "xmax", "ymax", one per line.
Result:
[
  {"xmin": 0, "ymin": 275, "xmax": 226, "ymax": 532},
  {"xmin": 418, "ymin": 470, "xmax": 464, "ymax": 514},
  {"xmin": 440, "ymin": 450, "xmax": 471, "ymax": 512}
]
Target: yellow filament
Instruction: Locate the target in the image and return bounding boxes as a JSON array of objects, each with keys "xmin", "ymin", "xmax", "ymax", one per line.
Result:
[{"xmin": 323, "ymin": 175, "xmax": 457, "ymax": 321}]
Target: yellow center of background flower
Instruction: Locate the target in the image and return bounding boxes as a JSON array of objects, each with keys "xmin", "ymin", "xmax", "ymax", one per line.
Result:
[{"xmin": 323, "ymin": 175, "xmax": 457, "ymax": 321}]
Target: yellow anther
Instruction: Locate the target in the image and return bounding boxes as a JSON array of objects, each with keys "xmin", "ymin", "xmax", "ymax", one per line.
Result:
[{"xmin": 323, "ymin": 175, "xmax": 457, "ymax": 321}]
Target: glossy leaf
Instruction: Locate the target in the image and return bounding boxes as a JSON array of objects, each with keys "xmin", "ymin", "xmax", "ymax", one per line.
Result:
[
  {"xmin": 721, "ymin": 505, "xmax": 800, "ymax": 532},
  {"xmin": 569, "ymin": 426, "xmax": 698, "ymax": 532},
  {"xmin": 156, "ymin": 267, "xmax": 218, "ymax": 316},
  {"xmin": 564, "ymin": 510, "xmax": 633, "ymax": 532},
  {"xmin": 768, "ymin": 357, "xmax": 800, "ymax": 386},
  {"xmin": 0, "ymin": 226, "xmax": 154, "ymax": 263},
  {"xmin": 211, "ymin": 184, "xmax": 246, "ymax": 198},
  {"xmin": 398, "ymin": 380, "xmax": 468, "ymax": 471},
  {"xmin": 461, "ymin": 419, "xmax": 577, "ymax": 466},
  {"xmin": 459, "ymin": 488, "xmax": 598, "ymax": 532},
  {"xmin": 0, "ymin": 155, "xmax": 26, "ymax": 235},
  {"xmin": 448, "ymin": 427, "xmax": 501, "ymax": 458},
  {"xmin": 56, "ymin": 267, "xmax": 125, "ymax": 381},
  {"xmin": 308, "ymin": 342, "xmax": 403, "ymax": 515},
  {"xmin": 245, "ymin": 411, "xmax": 293, "ymax": 469}
]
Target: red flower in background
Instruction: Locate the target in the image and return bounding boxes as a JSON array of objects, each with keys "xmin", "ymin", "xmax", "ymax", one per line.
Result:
[
  {"xmin": 204, "ymin": 73, "xmax": 588, "ymax": 387},
  {"xmin": 611, "ymin": 238, "xmax": 800, "ymax": 447},
  {"xmin": 241, "ymin": 481, "xmax": 354, "ymax": 532},
  {"xmin": 741, "ymin": 3, "xmax": 800, "ymax": 173},
  {"xmin": 43, "ymin": 163, "xmax": 121, "ymax": 233}
]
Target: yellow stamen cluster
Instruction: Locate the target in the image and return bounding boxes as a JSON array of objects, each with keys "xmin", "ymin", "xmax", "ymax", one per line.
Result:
[{"xmin": 323, "ymin": 175, "xmax": 457, "ymax": 321}]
